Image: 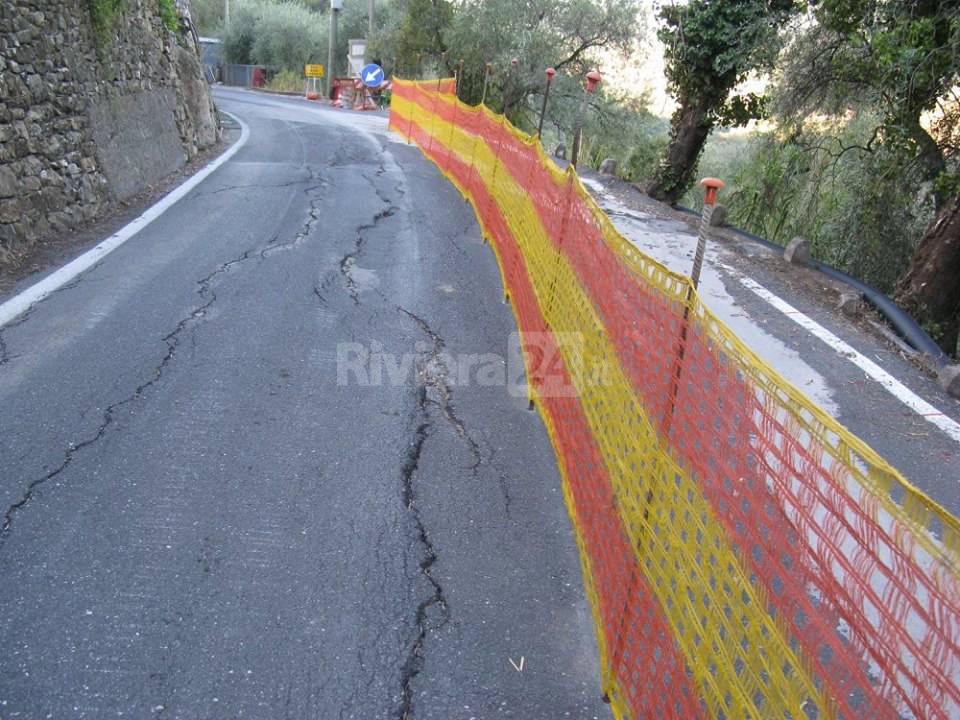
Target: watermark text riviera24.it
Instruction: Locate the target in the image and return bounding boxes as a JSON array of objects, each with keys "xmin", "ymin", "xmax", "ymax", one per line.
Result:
[{"xmin": 336, "ymin": 332, "xmax": 609, "ymax": 397}]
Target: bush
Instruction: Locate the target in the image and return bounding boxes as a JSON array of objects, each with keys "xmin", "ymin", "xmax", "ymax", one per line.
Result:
[
  {"xmin": 683, "ymin": 115, "xmax": 935, "ymax": 294},
  {"xmin": 266, "ymin": 68, "xmax": 303, "ymax": 93},
  {"xmin": 158, "ymin": 0, "xmax": 178, "ymax": 32},
  {"xmin": 624, "ymin": 133, "xmax": 670, "ymax": 184}
]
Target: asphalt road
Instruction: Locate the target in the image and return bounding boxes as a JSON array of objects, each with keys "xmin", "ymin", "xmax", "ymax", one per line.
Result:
[{"xmin": 0, "ymin": 88, "xmax": 606, "ymax": 718}]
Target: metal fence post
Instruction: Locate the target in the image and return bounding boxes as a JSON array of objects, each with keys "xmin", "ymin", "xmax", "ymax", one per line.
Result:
[
  {"xmin": 664, "ymin": 176, "xmax": 726, "ymax": 435},
  {"xmin": 690, "ymin": 178, "xmax": 725, "ymax": 290},
  {"xmin": 570, "ymin": 71, "xmax": 601, "ymax": 169},
  {"xmin": 480, "ymin": 62, "xmax": 492, "ymax": 105},
  {"xmin": 537, "ymin": 67, "xmax": 556, "ymax": 139}
]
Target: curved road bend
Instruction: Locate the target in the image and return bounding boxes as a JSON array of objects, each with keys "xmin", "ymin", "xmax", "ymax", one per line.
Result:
[{"xmin": 0, "ymin": 87, "xmax": 607, "ymax": 718}]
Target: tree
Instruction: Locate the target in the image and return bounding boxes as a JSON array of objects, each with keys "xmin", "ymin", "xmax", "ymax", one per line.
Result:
[
  {"xmin": 781, "ymin": 0, "xmax": 960, "ymax": 211},
  {"xmin": 219, "ymin": 0, "xmax": 380, "ymax": 77},
  {"xmin": 776, "ymin": 0, "xmax": 960, "ymax": 352},
  {"xmin": 895, "ymin": 194, "xmax": 960, "ymax": 355},
  {"xmin": 367, "ymin": 0, "xmax": 453, "ymax": 77},
  {"xmin": 442, "ymin": 0, "xmax": 641, "ymax": 128},
  {"xmin": 647, "ymin": 0, "xmax": 799, "ymax": 203},
  {"xmin": 188, "ymin": 0, "xmax": 224, "ymax": 35}
]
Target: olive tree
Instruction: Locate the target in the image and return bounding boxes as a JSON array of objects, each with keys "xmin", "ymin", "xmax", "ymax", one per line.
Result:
[{"xmin": 647, "ymin": 0, "xmax": 798, "ymax": 203}]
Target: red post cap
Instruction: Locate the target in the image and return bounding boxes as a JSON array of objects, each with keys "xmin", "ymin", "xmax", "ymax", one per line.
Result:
[
  {"xmin": 699, "ymin": 177, "xmax": 725, "ymax": 204},
  {"xmin": 545, "ymin": 67, "xmax": 556, "ymax": 79},
  {"xmin": 511, "ymin": 57, "xmax": 519, "ymax": 67},
  {"xmin": 585, "ymin": 70, "xmax": 602, "ymax": 92}
]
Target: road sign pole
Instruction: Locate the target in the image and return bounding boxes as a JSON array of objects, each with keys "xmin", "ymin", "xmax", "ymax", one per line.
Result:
[
  {"xmin": 570, "ymin": 71, "xmax": 601, "ymax": 169},
  {"xmin": 537, "ymin": 67, "xmax": 555, "ymax": 139}
]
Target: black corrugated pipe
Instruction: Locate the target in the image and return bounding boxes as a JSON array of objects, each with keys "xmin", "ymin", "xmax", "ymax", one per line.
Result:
[{"xmin": 674, "ymin": 206, "xmax": 950, "ymax": 369}]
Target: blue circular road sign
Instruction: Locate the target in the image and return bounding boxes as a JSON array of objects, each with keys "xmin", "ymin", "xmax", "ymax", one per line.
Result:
[{"xmin": 361, "ymin": 64, "xmax": 385, "ymax": 88}]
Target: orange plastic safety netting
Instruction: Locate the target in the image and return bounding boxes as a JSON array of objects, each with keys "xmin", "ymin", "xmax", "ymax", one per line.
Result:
[{"xmin": 389, "ymin": 77, "xmax": 960, "ymax": 720}]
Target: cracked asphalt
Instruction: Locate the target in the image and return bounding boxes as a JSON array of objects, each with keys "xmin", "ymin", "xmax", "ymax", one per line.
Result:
[{"xmin": 0, "ymin": 88, "xmax": 607, "ymax": 718}]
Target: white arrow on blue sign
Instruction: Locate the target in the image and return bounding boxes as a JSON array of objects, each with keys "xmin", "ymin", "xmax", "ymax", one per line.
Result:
[{"xmin": 361, "ymin": 64, "xmax": 385, "ymax": 88}]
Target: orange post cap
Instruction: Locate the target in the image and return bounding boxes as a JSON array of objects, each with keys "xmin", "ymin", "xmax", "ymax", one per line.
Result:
[{"xmin": 700, "ymin": 177, "xmax": 725, "ymax": 204}]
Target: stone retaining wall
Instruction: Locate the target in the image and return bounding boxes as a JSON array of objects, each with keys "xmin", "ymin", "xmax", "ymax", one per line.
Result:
[{"xmin": 0, "ymin": 0, "xmax": 219, "ymax": 260}]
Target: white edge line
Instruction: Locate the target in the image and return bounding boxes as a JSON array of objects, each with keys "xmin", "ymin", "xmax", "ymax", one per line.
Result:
[
  {"xmin": 722, "ymin": 264, "xmax": 960, "ymax": 445},
  {"xmin": 0, "ymin": 110, "xmax": 251, "ymax": 329}
]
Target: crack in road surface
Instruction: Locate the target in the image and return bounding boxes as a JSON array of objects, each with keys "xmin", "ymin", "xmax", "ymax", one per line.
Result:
[
  {"xmin": 341, "ymin": 206, "xmax": 396, "ymax": 305},
  {"xmin": 261, "ymin": 169, "xmax": 326, "ymax": 260},
  {"xmin": 395, "ymin": 303, "xmax": 498, "ymax": 719},
  {"xmin": 396, "ymin": 389, "xmax": 448, "ymax": 720},
  {"xmin": 398, "ymin": 307, "xmax": 483, "ymax": 470},
  {"xmin": 192, "ymin": 175, "xmax": 324, "ymax": 199},
  {"xmin": 0, "ymin": 242, "xmax": 265, "ymax": 549},
  {"xmin": 0, "ymin": 159, "xmax": 332, "ymax": 572},
  {"xmin": 340, "ymin": 173, "xmax": 399, "ymax": 305},
  {"xmin": 478, "ymin": 430, "xmax": 514, "ymax": 520}
]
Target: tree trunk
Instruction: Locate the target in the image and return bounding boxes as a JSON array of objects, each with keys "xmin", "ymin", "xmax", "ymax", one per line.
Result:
[
  {"xmin": 902, "ymin": 112, "xmax": 948, "ymax": 211},
  {"xmin": 647, "ymin": 100, "xmax": 713, "ymax": 204},
  {"xmin": 895, "ymin": 193, "xmax": 960, "ymax": 356}
]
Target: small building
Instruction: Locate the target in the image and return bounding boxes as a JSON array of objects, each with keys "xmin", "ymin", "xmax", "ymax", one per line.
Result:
[{"xmin": 198, "ymin": 36, "xmax": 222, "ymax": 82}]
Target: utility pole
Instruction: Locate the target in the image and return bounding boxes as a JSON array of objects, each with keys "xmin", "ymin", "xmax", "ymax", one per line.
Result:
[
  {"xmin": 368, "ymin": 0, "xmax": 374, "ymax": 36},
  {"xmin": 225, "ymin": 0, "xmax": 229, "ymax": 25},
  {"xmin": 328, "ymin": 0, "xmax": 343, "ymax": 97}
]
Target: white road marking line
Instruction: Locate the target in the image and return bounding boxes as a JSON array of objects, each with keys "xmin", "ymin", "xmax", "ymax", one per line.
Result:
[
  {"xmin": 0, "ymin": 111, "xmax": 251, "ymax": 329},
  {"xmin": 721, "ymin": 264, "xmax": 960, "ymax": 445}
]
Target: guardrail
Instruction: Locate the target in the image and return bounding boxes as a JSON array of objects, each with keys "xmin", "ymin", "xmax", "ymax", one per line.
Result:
[{"xmin": 389, "ymin": 77, "xmax": 960, "ymax": 720}]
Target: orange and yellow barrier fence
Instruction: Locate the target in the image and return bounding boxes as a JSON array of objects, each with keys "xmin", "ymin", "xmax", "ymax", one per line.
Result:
[{"xmin": 389, "ymin": 77, "xmax": 960, "ymax": 720}]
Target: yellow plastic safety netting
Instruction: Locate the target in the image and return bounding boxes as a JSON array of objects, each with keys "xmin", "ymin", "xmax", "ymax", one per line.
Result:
[{"xmin": 390, "ymin": 77, "xmax": 960, "ymax": 720}]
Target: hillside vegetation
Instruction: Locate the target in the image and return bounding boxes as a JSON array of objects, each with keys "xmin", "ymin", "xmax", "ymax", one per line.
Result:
[{"xmin": 191, "ymin": 0, "xmax": 960, "ymax": 356}]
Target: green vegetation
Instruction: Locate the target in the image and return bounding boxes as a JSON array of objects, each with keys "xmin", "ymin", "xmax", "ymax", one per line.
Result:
[
  {"xmin": 88, "ymin": 0, "xmax": 181, "ymax": 53},
  {"xmin": 683, "ymin": 123, "xmax": 931, "ymax": 296},
  {"xmin": 192, "ymin": 0, "xmax": 960, "ymax": 355},
  {"xmin": 88, "ymin": 0, "xmax": 126, "ymax": 49},
  {"xmin": 158, "ymin": 0, "xmax": 179, "ymax": 32},
  {"xmin": 266, "ymin": 68, "xmax": 304, "ymax": 93},
  {"xmin": 219, "ymin": 0, "xmax": 374, "ymax": 78},
  {"xmin": 221, "ymin": 1, "xmax": 327, "ymax": 74},
  {"xmin": 647, "ymin": 0, "xmax": 799, "ymax": 202}
]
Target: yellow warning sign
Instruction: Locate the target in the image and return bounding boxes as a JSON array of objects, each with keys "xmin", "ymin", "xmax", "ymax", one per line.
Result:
[{"xmin": 304, "ymin": 64, "xmax": 325, "ymax": 78}]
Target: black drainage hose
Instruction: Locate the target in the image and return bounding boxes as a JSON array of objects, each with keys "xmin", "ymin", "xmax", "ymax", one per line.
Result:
[{"xmin": 673, "ymin": 205, "xmax": 949, "ymax": 369}]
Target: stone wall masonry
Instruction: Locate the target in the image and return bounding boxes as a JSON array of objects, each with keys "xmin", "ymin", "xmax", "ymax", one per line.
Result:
[{"xmin": 0, "ymin": 0, "xmax": 219, "ymax": 261}]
